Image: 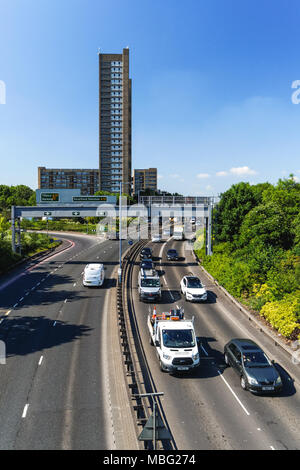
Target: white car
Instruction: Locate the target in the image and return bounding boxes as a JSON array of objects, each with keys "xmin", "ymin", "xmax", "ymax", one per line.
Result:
[
  {"xmin": 151, "ymin": 234, "xmax": 161, "ymax": 243},
  {"xmin": 83, "ymin": 263, "xmax": 105, "ymax": 287},
  {"xmin": 180, "ymin": 275, "xmax": 207, "ymax": 302}
]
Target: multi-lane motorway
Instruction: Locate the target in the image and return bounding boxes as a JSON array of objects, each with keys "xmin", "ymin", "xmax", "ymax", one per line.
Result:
[
  {"xmin": 0, "ymin": 232, "xmax": 129, "ymax": 450},
  {"xmin": 0, "ymin": 231, "xmax": 299, "ymax": 450},
  {"xmin": 131, "ymin": 237, "xmax": 300, "ymax": 450}
]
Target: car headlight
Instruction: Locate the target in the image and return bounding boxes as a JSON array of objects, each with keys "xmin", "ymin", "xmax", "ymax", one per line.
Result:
[
  {"xmin": 163, "ymin": 353, "xmax": 171, "ymax": 361},
  {"xmin": 192, "ymin": 352, "xmax": 199, "ymax": 361},
  {"xmin": 276, "ymin": 376, "xmax": 282, "ymax": 385},
  {"xmin": 248, "ymin": 377, "xmax": 258, "ymax": 385}
]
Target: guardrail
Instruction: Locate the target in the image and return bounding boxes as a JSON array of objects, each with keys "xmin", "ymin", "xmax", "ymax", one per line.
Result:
[{"xmin": 117, "ymin": 241, "xmax": 176, "ymax": 450}]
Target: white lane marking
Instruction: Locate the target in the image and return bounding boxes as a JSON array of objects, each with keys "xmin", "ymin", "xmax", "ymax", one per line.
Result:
[
  {"xmin": 53, "ymin": 321, "xmax": 57, "ymax": 327},
  {"xmin": 22, "ymin": 404, "xmax": 29, "ymax": 418},
  {"xmin": 0, "ymin": 319, "xmax": 3, "ymax": 324},
  {"xmin": 36, "ymin": 282, "xmax": 41, "ymax": 286},
  {"xmin": 38, "ymin": 356, "xmax": 43, "ymax": 365},
  {"xmin": 13, "ymin": 303, "xmax": 18, "ymax": 308},
  {"xmin": 200, "ymin": 344, "xmax": 209, "ymax": 357},
  {"xmin": 31, "ymin": 287, "xmax": 35, "ymax": 291},
  {"xmin": 64, "ymin": 299, "xmax": 68, "ymax": 303},
  {"xmin": 270, "ymin": 446, "xmax": 275, "ymax": 450},
  {"xmin": 217, "ymin": 370, "xmax": 250, "ymax": 416},
  {"xmin": 73, "ymin": 283, "xmax": 76, "ymax": 287},
  {"xmin": 5, "ymin": 310, "xmax": 11, "ymax": 316},
  {"xmin": 19, "ymin": 297, "xmax": 24, "ymax": 302}
]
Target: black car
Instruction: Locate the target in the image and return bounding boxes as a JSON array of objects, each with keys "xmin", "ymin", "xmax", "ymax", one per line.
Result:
[
  {"xmin": 224, "ymin": 339, "xmax": 282, "ymax": 394},
  {"xmin": 140, "ymin": 247, "xmax": 153, "ymax": 260},
  {"xmin": 140, "ymin": 259, "xmax": 155, "ymax": 270},
  {"xmin": 166, "ymin": 249, "xmax": 179, "ymax": 261}
]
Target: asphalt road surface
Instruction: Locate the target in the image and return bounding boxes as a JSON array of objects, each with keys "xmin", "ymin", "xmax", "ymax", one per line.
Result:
[
  {"xmin": 0, "ymin": 232, "xmax": 127, "ymax": 450},
  {"xmin": 131, "ymin": 237, "xmax": 300, "ymax": 450}
]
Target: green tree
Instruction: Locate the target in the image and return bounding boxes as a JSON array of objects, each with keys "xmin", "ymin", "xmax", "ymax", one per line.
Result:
[
  {"xmin": 214, "ymin": 182, "xmax": 258, "ymax": 242},
  {"xmin": 239, "ymin": 201, "xmax": 293, "ymax": 250}
]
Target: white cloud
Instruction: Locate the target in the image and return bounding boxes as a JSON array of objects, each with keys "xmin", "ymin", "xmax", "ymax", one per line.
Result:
[
  {"xmin": 229, "ymin": 166, "xmax": 257, "ymax": 176},
  {"xmin": 196, "ymin": 173, "xmax": 210, "ymax": 179},
  {"xmin": 216, "ymin": 171, "xmax": 228, "ymax": 177}
]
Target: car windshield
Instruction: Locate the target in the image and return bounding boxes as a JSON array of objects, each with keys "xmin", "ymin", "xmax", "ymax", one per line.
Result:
[
  {"xmin": 141, "ymin": 278, "xmax": 160, "ymax": 287},
  {"xmin": 168, "ymin": 250, "xmax": 177, "ymax": 254},
  {"xmin": 162, "ymin": 329, "xmax": 195, "ymax": 348},
  {"xmin": 186, "ymin": 277, "xmax": 202, "ymax": 288},
  {"xmin": 141, "ymin": 262, "xmax": 152, "ymax": 268},
  {"xmin": 242, "ymin": 351, "xmax": 270, "ymax": 367}
]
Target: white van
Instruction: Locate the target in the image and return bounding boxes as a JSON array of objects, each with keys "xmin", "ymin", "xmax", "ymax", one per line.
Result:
[
  {"xmin": 173, "ymin": 226, "xmax": 184, "ymax": 240},
  {"xmin": 83, "ymin": 263, "xmax": 105, "ymax": 287}
]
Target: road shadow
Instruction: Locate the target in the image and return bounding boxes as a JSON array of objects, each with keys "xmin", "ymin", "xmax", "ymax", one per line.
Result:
[
  {"xmin": 173, "ymin": 336, "xmax": 225, "ymax": 379},
  {"xmin": 264, "ymin": 363, "xmax": 296, "ymax": 398},
  {"xmin": 159, "ymin": 261, "xmax": 198, "ymax": 268},
  {"xmin": 160, "ymin": 290, "xmax": 181, "ymax": 304},
  {"xmin": 0, "ymin": 315, "xmax": 92, "ymax": 358},
  {"xmin": 206, "ymin": 291, "xmax": 218, "ymax": 304},
  {"xmin": 0, "ymin": 272, "xmax": 90, "ymax": 311}
]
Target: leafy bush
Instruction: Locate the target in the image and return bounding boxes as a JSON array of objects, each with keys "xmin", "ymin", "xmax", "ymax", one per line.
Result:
[{"xmin": 260, "ymin": 293, "xmax": 300, "ymax": 340}]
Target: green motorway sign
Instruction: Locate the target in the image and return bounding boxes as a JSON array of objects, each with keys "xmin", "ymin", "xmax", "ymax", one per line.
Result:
[{"xmin": 72, "ymin": 196, "xmax": 108, "ymax": 202}]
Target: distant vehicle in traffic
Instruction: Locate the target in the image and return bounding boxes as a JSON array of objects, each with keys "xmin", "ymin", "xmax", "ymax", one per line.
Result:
[
  {"xmin": 166, "ymin": 248, "xmax": 179, "ymax": 261},
  {"xmin": 108, "ymin": 231, "xmax": 119, "ymax": 239},
  {"xmin": 151, "ymin": 234, "xmax": 161, "ymax": 243},
  {"xmin": 173, "ymin": 226, "xmax": 184, "ymax": 240},
  {"xmin": 180, "ymin": 275, "xmax": 207, "ymax": 302},
  {"xmin": 140, "ymin": 247, "xmax": 153, "ymax": 260},
  {"xmin": 224, "ymin": 339, "xmax": 282, "ymax": 394},
  {"xmin": 138, "ymin": 268, "xmax": 162, "ymax": 302},
  {"xmin": 83, "ymin": 263, "xmax": 105, "ymax": 287}
]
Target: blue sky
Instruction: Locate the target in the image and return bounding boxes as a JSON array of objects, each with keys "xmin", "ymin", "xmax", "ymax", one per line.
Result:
[{"xmin": 0, "ymin": 0, "xmax": 300, "ymax": 196}]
